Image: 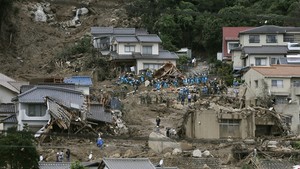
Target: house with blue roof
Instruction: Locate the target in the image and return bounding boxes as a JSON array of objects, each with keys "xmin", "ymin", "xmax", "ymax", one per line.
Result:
[
  {"xmin": 63, "ymin": 76, "xmax": 93, "ymax": 95},
  {"xmin": 91, "ymin": 27, "xmax": 179, "ymax": 74}
]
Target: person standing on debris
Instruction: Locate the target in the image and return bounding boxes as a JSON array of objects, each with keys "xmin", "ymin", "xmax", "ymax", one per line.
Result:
[
  {"xmin": 156, "ymin": 116, "xmax": 161, "ymax": 127},
  {"xmin": 188, "ymin": 93, "xmax": 192, "ymax": 104},
  {"xmin": 66, "ymin": 149, "xmax": 71, "ymax": 162},
  {"xmin": 97, "ymin": 137, "xmax": 104, "ymax": 149},
  {"xmin": 39, "ymin": 154, "xmax": 44, "ymax": 162},
  {"xmin": 58, "ymin": 150, "xmax": 64, "ymax": 162},
  {"xmin": 193, "ymin": 94, "xmax": 197, "ymax": 103},
  {"xmin": 56, "ymin": 151, "xmax": 60, "ymax": 162},
  {"xmin": 181, "ymin": 94, "xmax": 185, "ymax": 105}
]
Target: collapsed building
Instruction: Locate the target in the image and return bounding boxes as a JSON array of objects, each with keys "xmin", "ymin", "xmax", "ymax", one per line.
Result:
[{"xmin": 182, "ymin": 96, "xmax": 290, "ymax": 139}]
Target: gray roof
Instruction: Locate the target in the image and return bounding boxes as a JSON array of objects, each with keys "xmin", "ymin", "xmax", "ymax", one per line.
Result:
[
  {"xmin": 91, "ymin": 27, "xmax": 114, "ymax": 34},
  {"xmin": 16, "ymin": 86, "xmax": 84, "ymax": 108},
  {"xmin": 156, "ymin": 167, "xmax": 178, "ymax": 169},
  {"xmin": 114, "ymin": 36, "xmax": 139, "ymax": 43},
  {"xmin": 243, "ymin": 46, "xmax": 288, "ymax": 54},
  {"xmin": 88, "ymin": 104, "xmax": 112, "ymax": 123},
  {"xmin": 91, "ymin": 27, "xmax": 136, "ymax": 35},
  {"xmin": 240, "ymin": 25, "xmax": 300, "ymax": 34},
  {"xmin": 0, "ymin": 103, "xmax": 15, "ymax": 113},
  {"xmin": 137, "ymin": 35, "xmax": 162, "ymax": 43},
  {"xmin": 114, "ymin": 28, "xmax": 136, "ymax": 34},
  {"xmin": 111, "ymin": 50, "xmax": 178, "ymax": 61},
  {"xmin": 39, "ymin": 162, "xmax": 99, "ymax": 169},
  {"xmin": 20, "ymin": 84, "xmax": 76, "ymax": 93},
  {"xmin": 91, "ymin": 27, "xmax": 148, "ymax": 35},
  {"xmin": 1, "ymin": 114, "xmax": 17, "ymax": 123},
  {"xmin": 259, "ymin": 160, "xmax": 295, "ymax": 169},
  {"xmin": 102, "ymin": 158, "xmax": 156, "ymax": 169}
]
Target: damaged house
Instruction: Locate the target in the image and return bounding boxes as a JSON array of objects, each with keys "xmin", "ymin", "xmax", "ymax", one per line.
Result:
[
  {"xmin": 11, "ymin": 80, "xmax": 113, "ymax": 138},
  {"xmin": 242, "ymin": 65, "xmax": 300, "ymax": 134},
  {"xmin": 91, "ymin": 27, "xmax": 178, "ymax": 74},
  {"xmin": 184, "ymin": 101, "xmax": 289, "ymax": 139}
]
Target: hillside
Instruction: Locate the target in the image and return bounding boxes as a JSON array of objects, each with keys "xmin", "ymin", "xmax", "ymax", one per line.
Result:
[{"xmin": 0, "ymin": 0, "xmax": 138, "ymax": 80}]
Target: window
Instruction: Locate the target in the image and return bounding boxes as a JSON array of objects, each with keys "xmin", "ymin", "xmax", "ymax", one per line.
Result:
[
  {"xmin": 266, "ymin": 34, "xmax": 277, "ymax": 43},
  {"xmin": 284, "ymin": 34, "xmax": 294, "ymax": 42},
  {"xmin": 293, "ymin": 80, "xmax": 300, "ymax": 87},
  {"xmin": 249, "ymin": 35, "xmax": 260, "ymax": 43},
  {"xmin": 27, "ymin": 104, "xmax": 47, "ymax": 117},
  {"xmin": 227, "ymin": 42, "xmax": 239, "ymax": 54},
  {"xmin": 142, "ymin": 46, "xmax": 152, "ymax": 54},
  {"xmin": 219, "ymin": 119, "xmax": 240, "ymax": 138},
  {"xmin": 255, "ymin": 80, "xmax": 258, "ymax": 88},
  {"xmin": 124, "ymin": 45, "xmax": 135, "ymax": 52},
  {"xmin": 143, "ymin": 63, "xmax": 163, "ymax": 70},
  {"xmin": 271, "ymin": 58, "xmax": 280, "ymax": 65},
  {"xmin": 255, "ymin": 58, "xmax": 267, "ymax": 66},
  {"xmin": 275, "ymin": 96, "xmax": 288, "ymax": 104},
  {"xmin": 271, "ymin": 80, "xmax": 283, "ymax": 88}
]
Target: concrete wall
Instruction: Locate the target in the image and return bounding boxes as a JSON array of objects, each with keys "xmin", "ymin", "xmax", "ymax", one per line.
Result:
[
  {"xmin": 248, "ymin": 54, "xmax": 285, "ymax": 67},
  {"xmin": 185, "ymin": 110, "xmax": 255, "ymax": 139},
  {"xmin": 136, "ymin": 59, "xmax": 176, "ymax": 74},
  {"xmin": 0, "ymin": 86, "xmax": 17, "ymax": 103},
  {"xmin": 116, "ymin": 42, "xmax": 159, "ymax": 55},
  {"xmin": 242, "ymin": 69, "xmax": 265, "ymax": 106},
  {"xmin": 239, "ymin": 34, "xmax": 286, "ymax": 47},
  {"xmin": 275, "ymin": 103, "xmax": 300, "ymax": 134},
  {"xmin": 232, "ymin": 50, "xmax": 242, "ymax": 70},
  {"xmin": 17, "ymin": 104, "xmax": 51, "ymax": 131}
]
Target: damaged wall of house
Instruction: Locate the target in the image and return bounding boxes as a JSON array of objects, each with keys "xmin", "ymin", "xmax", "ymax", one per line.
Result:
[
  {"xmin": 274, "ymin": 103, "xmax": 300, "ymax": 134},
  {"xmin": 183, "ymin": 97, "xmax": 290, "ymax": 140},
  {"xmin": 184, "ymin": 109, "xmax": 255, "ymax": 139}
]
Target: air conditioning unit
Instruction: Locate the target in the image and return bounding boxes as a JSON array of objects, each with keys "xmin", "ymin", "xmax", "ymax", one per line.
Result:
[{"xmin": 250, "ymin": 64, "xmax": 254, "ymax": 67}]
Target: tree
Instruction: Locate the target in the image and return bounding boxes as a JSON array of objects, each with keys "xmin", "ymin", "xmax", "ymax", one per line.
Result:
[
  {"xmin": 0, "ymin": 126, "xmax": 39, "ymax": 169},
  {"xmin": 71, "ymin": 161, "xmax": 86, "ymax": 169}
]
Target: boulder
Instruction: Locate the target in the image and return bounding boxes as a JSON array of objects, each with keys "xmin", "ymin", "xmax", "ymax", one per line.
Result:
[{"xmin": 192, "ymin": 149, "xmax": 202, "ymax": 157}]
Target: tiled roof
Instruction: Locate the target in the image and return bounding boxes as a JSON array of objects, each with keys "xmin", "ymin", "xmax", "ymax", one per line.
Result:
[
  {"xmin": 91, "ymin": 27, "xmax": 148, "ymax": 35},
  {"xmin": 252, "ymin": 65, "xmax": 300, "ymax": 77},
  {"xmin": 91, "ymin": 27, "xmax": 114, "ymax": 34},
  {"xmin": 111, "ymin": 51, "xmax": 178, "ymax": 61},
  {"xmin": 16, "ymin": 86, "xmax": 84, "ymax": 106},
  {"xmin": 239, "ymin": 25, "xmax": 300, "ymax": 34},
  {"xmin": 102, "ymin": 158, "xmax": 156, "ymax": 169},
  {"xmin": 0, "ymin": 73, "xmax": 27, "ymax": 93},
  {"xmin": 88, "ymin": 104, "xmax": 112, "ymax": 123},
  {"xmin": 243, "ymin": 46, "xmax": 288, "ymax": 54},
  {"xmin": 39, "ymin": 162, "xmax": 99, "ymax": 169},
  {"xmin": 260, "ymin": 159, "xmax": 295, "ymax": 169},
  {"xmin": 64, "ymin": 76, "xmax": 93, "ymax": 86},
  {"xmin": 0, "ymin": 73, "xmax": 15, "ymax": 81},
  {"xmin": 1, "ymin": 114, "xmax": 17, "ymax": 123},
  {"xmin": 222, "ymin": 27, "xmax": 254, "ymax": 57},
  {"xmin": 0, "ymin": 103, "xmax": 15, "ymax": 113},
  {"xmin": 137, "ymin": 35, "xmax": 162, "ymax": 43},
  {"xmin": 114, "ymin": 36, "xmax": 139, "ymax": 43},
  {"xmin": 113, "ymin": 28, "xmax": 136, "ymax": 34}
]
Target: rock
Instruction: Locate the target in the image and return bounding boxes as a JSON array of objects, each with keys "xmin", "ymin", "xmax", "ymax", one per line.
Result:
[
  {"xmin": 244, "ymin": 139, "xmax": 256, "ymax": 144},
  {"xmin": 203, "ymin": 150, "xmax": 211, "ymax": 157},
  {"xmin": 172, "ymin": 148, "xmax": 182, "ymax": 155},
  {"xmin": 180, "ymin": 142, "xmax": 193, "ymax": 151},
  {"xmin": 172, "ymin": 103, "xmax": 183, "ymax": 110},
  {"xmin": 110, "ymin": 153, "xmax": 121, "ymax": 158},
  {"xmin": 123, "ymin": 149, "xmax": 133, "ymax": 158},
  {"xmin": 148, "ymin": 132, "xmax": 180, "ymax": 153},
  {"xmin": 192, "ymin": 149, "xmax": 202, "ymax": 157},
  {"xmin": 35, "ymin": 5, "xmax": 47, "ymax": 22},
  {"xmin": 203, "ymin": 164, "xmax": 211, "ymax": 169},
  {"xmin": 164, "ymin": 152, "xmax": 172, "ymax": 158}
]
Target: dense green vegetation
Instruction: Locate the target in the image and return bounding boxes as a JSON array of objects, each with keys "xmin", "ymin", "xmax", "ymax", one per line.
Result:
[
  {"xmin": 126, "ymin": 0, "xmax": 300, "ymax": 60},
  {"xmin": 0, "ymin": 126, "xmax": 39, "ymax": 169}
]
